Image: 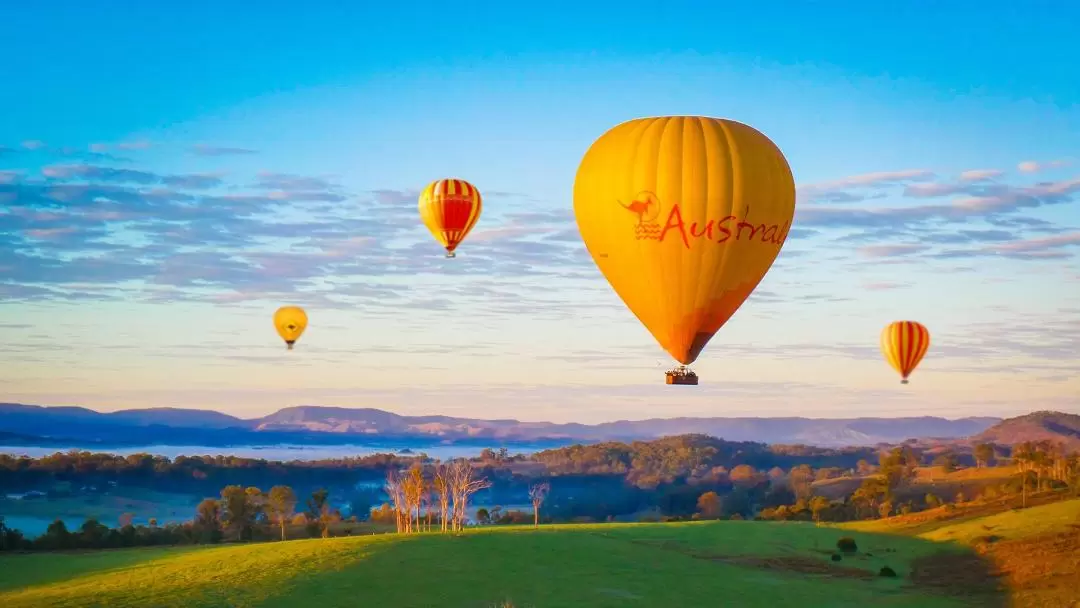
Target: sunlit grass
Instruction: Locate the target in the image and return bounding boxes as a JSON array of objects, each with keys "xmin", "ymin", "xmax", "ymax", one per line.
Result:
[{"xmin": 0, "ymin": 521, "xmax": 981, "ymax": 607}]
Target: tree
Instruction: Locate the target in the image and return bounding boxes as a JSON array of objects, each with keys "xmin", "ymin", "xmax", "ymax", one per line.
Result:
[
  {"xmin": 529, "ymin": 482, "xmax": 550, "ymax": 528},
  {"xmin": 696, "ymin": 491, "xmax": 722, "ymax": 519},
  {"xmin": 788, "ymin": 465, "xmax": 815, "ymax": 500},
  {"xmin": 809, "ymin": 496, "xmax": 831, "ymax": 522},
  {"xmin": 194, "ymin": 498, "xmax": 222, "ymax": 543},
  {"xmin": 729, "ymin": 464, "xmax": 760, "ymax": 487},
  {"xmin": 306, "ymin": 488, "xmax": 336, "ymax": 538},
  {"xmin": 402, "ymin": 465, "xmax": 427, "ymax": 534},
  {"xmin": 267, "ymin": 486, "xmax": 297, "ymax": 541},
  {"xmin": 933, "ymin": 451, "xmax": 959, "ymax": 474},
  {"xmin": 384, "ymin": 471, "xmax": 407, "ymax": 533},
  {"xmin": 445, "ymin": 458, "xmax": 492, "ymax": 531},
  {"xmin": 432, "ymin": 463, "xmax": 451, "ymax": 533},
  {"xmin": 974, "ymin": 443, "xmax": 995, "ymax": 468},
  {"xmin": 221, "ymin": 485, "xmax": 258, "ymax": 541}
]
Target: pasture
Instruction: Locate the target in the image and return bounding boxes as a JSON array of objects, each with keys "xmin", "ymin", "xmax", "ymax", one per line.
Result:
[
  {"xmin": 0, "ymin": 520, "xmax": 1000, "ymax": 608},
  {"xmin": 841, "ymin": 497, "xmax": 1080, "ymax": 607}
]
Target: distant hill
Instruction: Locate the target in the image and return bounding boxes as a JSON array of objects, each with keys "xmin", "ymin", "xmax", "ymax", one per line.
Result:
[
  {"xmin": 0, "ymin": 402, "xmax": 1007, "ymax": 448},
  {"xmin": 972, "ymin": 411, "xmax": 1080, "ymax": 450}
]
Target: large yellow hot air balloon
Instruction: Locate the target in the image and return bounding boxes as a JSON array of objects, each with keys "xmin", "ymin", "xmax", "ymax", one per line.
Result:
[
  {"xmin": 880, "ymin": 321, "xmax": 930, "ymax": 384},
  {"xmin": 573, "ymin": 116, "xmax": 796, "ymax": 384},
  {"xmin": 418, "ymin": 178, "xmax": 483, "ymax": 258},
  {"xmin": 273, "ymin": 306, "xmax": 308, "ymax": 350}
]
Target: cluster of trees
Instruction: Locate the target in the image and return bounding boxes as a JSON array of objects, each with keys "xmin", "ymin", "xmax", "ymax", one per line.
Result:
[
  {"xmin": 0, "ymin": 484, "xmax": 348, "ymax": 552},
  {"xmin": 531, "ymin": 435, "xmax": 876, "ymax": 489},
  {"xmin": 378, "ymin": 459, "xmax": 551, "ymax": 534},
  {"xmin": 754, "ymin": 442, "xmax": 1080, "ymax": 524},
  {"xmin": 0, "ymin": 451, "xmax": 407, "ymax": 496}
]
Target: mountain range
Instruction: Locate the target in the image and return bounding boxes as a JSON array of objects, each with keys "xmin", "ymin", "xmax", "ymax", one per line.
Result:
[{"xmin": 0, "ymin": 402, "xmax": 1024, "ymax": 448}]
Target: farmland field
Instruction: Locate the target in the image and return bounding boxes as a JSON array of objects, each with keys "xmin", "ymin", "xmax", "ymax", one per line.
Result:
[{"xmin": 0, "ymin": 520, "xmax": 1003, "ymax": 608}]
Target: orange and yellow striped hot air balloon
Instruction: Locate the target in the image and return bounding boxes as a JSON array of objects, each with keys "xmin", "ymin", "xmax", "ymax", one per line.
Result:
[
  {"xmin": 418, "ymin": 178, "xmax": 483, "ymax": 258},
  {"xmin": 573, "ymin": 116, "xmax": 796, "ymax": 384},
  {"xmin": 880, "ymin": 321, "xmax": 931, "ymax": 384}
]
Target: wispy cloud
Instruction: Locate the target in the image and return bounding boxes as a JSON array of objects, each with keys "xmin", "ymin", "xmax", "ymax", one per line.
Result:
[
  {"xmin": 797, "ymin": 169, "xmax": 935, "ymax": 203},
  {"xmin": 958, "ymin": 169, "xmax": 1004, "ymax": 182},
  {"xmin": 189, "ymin": 144, "xmax": 258, "ymax": 157},
  {"xmin": 1018, "ymin": 159, "xmax": 1071, "ymax": 173}
]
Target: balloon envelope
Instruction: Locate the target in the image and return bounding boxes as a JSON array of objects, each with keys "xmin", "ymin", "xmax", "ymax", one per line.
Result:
[
  {"xmin": 273, "ymin": 306, "xmax": 308, "ymax": 350},
  {"xmin": 418, "ymin": 178, "xmax": 483, "ymax": 257},
  {"xmin": 573, "ymin": 116, "xmax": 796, "ymax": 365},
  {"xmin": 880, "ymin": 321, "xmax": 930, "ymax": 383}
]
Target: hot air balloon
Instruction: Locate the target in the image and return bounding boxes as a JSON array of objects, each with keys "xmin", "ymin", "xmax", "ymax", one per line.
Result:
[
  {"xmin": 273, "ymin": 306, "xmax": 308, "ymax": 350},
  {"xmin": 418, "ymin": 178, "xmax": 483, "ymax": 258},
  {"xmin": 573, "ymin": 116, "xmax": 796, "ymax": 385},
  {"xmin": 880, "ymin": 321, "xmax": 930, "ymax": 384}
]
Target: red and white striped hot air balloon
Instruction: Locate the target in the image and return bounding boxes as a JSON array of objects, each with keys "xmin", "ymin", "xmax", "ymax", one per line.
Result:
[
  {"xmin": 418, "ymin": 178, "xmax": 483, "ymax": 258},
  {"xmin": 880, "ymin": 321, "xmax": 931, "ymax": 384}
]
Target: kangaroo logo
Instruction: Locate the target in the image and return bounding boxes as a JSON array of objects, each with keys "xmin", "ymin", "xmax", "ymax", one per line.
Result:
[{"xmin": 618, "ymin": 191, "xmax": 662, "ymax": 240}]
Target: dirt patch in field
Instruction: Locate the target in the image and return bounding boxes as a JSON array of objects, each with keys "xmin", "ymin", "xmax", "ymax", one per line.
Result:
[
  {"xmin": 717, "ymin": 555, "xmax": 876, "ymax": 580},
  {"xmin": 619, "ymin": 538, "xmax": 874, "ymax": 580}
]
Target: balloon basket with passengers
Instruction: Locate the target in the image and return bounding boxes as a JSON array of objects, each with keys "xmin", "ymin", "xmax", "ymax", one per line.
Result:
[{"xmin": 665, "ymin": 366, "xmax": 699, "ymax": 386}]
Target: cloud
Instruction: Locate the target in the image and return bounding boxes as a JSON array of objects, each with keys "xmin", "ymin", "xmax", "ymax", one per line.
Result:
[
  {"xmin": 797, "ymin": 169, "xmax": 935, "ymax": 203},
  {"xmin": 982, "ymin": 232, "xmax": 1080, "ymax": 259},
  {"xmin": 189, "ymin": 144, "xmax": 258, "ymax": 157},
  {"xmin": 21, "ymin": 140, "xmax": 46, "ymax": 150},
  {"xmin": 1018, "ymin": 159, "xmax": 1071, "ymax": 173},
  {"xmin": 41, "ymin": 164, "xmax": 224, "ymax": 189},
  {"xmin": 797, "ymin": 175, "xmax": 1080, "ymax": 230},
  {"xmin": 958, "ymin": 169, "xmax": 1004, "ymax": 182},
  {"xmin": 856, "ymin": 244, "xmax": 928, "ymax": 258},
  {"xmin": 90, "ymin": 141, "xmax": 152, "ymax": 153},
  {"xmin": 862, "ymin": 282, "xmax": 907, "ymax": 291},
  {"xmin": 0, "ymin": 156, "xmax": 590, "ymax": 306}
]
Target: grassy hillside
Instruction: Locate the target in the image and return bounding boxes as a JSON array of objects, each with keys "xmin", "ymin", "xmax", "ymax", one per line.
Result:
[
  {"xmin": 0, "ymin": 521, "xmax": 997, "ymax": 608},
  {"xmin": 972, "ymin": 410, "xmax": 1080, "ymax": 450},
  {"xmin": 812, "ymin": 464, "xmax": 1017, "ymax": 502},
  {"xmin": 841, "ymin": 498, "xmax": 1080, "ymax": 608}
]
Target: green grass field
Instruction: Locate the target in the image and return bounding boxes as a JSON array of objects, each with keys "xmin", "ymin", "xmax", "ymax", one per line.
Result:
[
  {"xmin": 0, "ymin": 520, "xmax": 1002, "ymax": 608},
  {"xmin": 840, "ymin": 498, "xmax": 1080, "ymax": 608}
]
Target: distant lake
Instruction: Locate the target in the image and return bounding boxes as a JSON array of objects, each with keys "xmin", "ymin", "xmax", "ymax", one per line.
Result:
[{"xmin": 0, "ymin": 441, "xmax": 570, "ymax": 462}]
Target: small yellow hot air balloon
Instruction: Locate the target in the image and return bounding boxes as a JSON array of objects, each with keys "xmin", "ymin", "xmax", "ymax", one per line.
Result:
[
  {"xmin": 574, "ymin": 116, "xmax": 796, "ymax": 384},
  {"xmin": 880, "ymin": 321, "xmax": 930, "ymax": 384},
  {"xmin": 418, "ymin": 178, "xmax": 483, "ymax": 258},
  {"xmin": 273, "ymin": 306, "xmax": 308, "ymax": 350}
]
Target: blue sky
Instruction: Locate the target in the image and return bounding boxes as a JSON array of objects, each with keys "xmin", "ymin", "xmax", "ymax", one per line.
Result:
[{"xmin": 1, "ymin": 2, "xmax": 1078, "ymax": 423}]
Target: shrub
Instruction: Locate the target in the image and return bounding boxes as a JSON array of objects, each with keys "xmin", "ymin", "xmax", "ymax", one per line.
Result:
[
  {"xmin": 836, "ymin": 537, "xmax": 858, "ymax": 554},
  {"xmin": 830, "ymin": 553, "xmax": 842, "ymax": 562},
  {"xmin": 878, "ymin": 566, "xmax": 897, "ymax": 577}
]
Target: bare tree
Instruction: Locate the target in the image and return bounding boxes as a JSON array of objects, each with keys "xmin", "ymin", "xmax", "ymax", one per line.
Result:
[
  {"xmin": 402, "ymin": 465, "xmax": 426, "ymax": 534},
  {"xmin": 384, "ymin": 470, "xmax": 407, "ymax": 533},
  {"xmin": 528, "ymin": 482, "xmax": 550, "ymax": 529},
  {"xmin": 446, "ymin": 458, "xmax": 492, "ymax": 532},
  {"xmin": 433, "ymin": 462, "xmax": 451, "ymax": 532}
]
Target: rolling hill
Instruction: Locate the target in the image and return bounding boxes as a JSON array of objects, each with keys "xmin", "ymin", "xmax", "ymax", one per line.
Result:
[
  {"xmin": 0, "ymin": 402, "xmax": 1006, "ymax": 447},
  {"xmin": 0, "ymin": 520, "xmax": 992, "ymax": 608},
  {"xmin": 972, "ymin": 411, "xmax": 1080, "ymax": 450}
]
